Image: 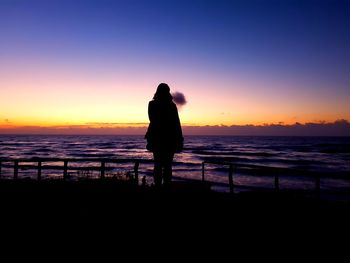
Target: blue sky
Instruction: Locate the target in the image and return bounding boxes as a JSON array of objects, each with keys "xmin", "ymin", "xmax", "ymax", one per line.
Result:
[{"xmin": 0, "ymin": 0, "xmax": 349, "ymax": 131}]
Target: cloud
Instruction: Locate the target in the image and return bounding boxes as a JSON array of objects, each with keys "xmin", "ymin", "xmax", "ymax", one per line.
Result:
[
  {"xmin": 172, "ymin": 92, "xmax": 187, "ymax": 106},
  {"xmin": 85, "ymin": 122, "xmax": 149, "ymax": 127},
  {"xmin": 0, "ymin": 120, "xmax": 349, "ymax": 136},
  {"xmin": 0, "ymin": 125, "xmax": 147, "ymax": 135},
  {"xmin": 182, "ymin": 119, "xmax": 350, "ymax": 136}
]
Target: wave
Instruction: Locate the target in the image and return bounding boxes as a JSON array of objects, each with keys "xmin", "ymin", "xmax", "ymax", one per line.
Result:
[
  {"xmin": 318, "ymin": 144, "xmax": 350, "ymax": 154},
  {"xmin": 191, "ymin": 150, "xmax": 276, "ymax": 157},
  {"xmin": 33, "ymin": 148, "xmax": 55, "ymax": 153},
  {"xmin": 1, "ymin": 135, "xmax": 350, "ymax": 177},
  {"xmin": 69, "ymin": 153, "xmax": 117, "ymax": 158}
]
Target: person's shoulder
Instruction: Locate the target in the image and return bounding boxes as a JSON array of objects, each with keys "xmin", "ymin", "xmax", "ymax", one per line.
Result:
[{"xmin": 148, "ymin": 100, "xmax": 159, "ymax": 112}]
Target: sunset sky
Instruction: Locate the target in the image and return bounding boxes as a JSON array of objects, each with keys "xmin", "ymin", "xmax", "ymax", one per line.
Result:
[{"xmin": 0, "ymin": 0, "xmax": 349, "ymax": 134}]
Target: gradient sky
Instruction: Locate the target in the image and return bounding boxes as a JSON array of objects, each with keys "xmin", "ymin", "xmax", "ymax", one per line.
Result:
[{"xmin": 1, "ymin": 0, "xmax": 349, "ymax": 131}]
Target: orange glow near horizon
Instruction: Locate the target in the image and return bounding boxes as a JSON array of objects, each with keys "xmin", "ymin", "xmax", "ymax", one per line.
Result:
[
  {"xmin": 1, "ymin": 1, "xmax": 350, "ymax": 134},
  {"xmin": 1, "ymin": 61, "xmax": 350, "ymax": 130}
]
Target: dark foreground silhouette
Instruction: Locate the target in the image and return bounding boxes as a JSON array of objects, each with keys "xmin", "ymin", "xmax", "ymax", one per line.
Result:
[
  {"xmin": 1, "ymin": 178, "xmax": 349, "ymax": 226},
  {"xmin": 1, "ymin": 166, "xmax": 348, "ymax": 255},
  {"xmin": 1, "ymin": 178, "xmax": 350, "ymax": 255},
  {"xmin": 145, "ymin": 83, "xmax": 183, "ymax": 188}
]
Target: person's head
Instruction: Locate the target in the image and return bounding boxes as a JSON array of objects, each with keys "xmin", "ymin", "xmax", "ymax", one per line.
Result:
[{"xmin": 153, "ymin": 83, "xmax": 173, "ymax": 102}]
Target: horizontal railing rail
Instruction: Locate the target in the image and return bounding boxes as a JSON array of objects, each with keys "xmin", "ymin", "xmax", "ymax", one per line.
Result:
[
  {"xmin": 0, "ymin": 158, "xmax": 348, "ymax": 197},
  {"xmin": 0, "ymin": 158, "xmax": 141, "ymax": 183},
  {"xmin": 201, "ymin": 161, "xmax": 349, "ymax": 195}
]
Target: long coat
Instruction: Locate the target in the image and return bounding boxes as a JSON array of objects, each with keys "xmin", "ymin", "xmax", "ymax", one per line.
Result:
[{"xmin": 145, "ymin": 100, "xmax": 183, "ymax": 153}]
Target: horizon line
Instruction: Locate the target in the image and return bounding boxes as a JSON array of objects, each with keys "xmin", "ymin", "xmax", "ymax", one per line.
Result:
[
  {"xmin": 1, "ymin": 119, "xmax": 349, "ymax": 129},
  {"xmin": 0, "ymin": 119, "xmax": 349, "ymax": 136}
]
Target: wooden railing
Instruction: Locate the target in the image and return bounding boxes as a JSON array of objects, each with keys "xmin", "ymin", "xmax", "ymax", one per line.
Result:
[
  {"xmin": 202, "ymin": 161, "xmax": 325, "ymax": 195},
  {"xmin": 0, "ymin": 158, "xmax": 347, "ymax": 197},
  {"xmin": 0, "ymin": 158, "xmax": 140, "ymax": 184}
]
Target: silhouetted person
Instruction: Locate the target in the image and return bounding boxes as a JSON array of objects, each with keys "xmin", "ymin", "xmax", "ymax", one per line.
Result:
[{"xmin": 145, "ymin": 83, "xmax": 183, "ymax": 188}]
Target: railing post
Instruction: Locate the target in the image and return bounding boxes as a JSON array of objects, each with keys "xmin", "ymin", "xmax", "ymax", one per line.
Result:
[
  {"xmin": 101, "ymin": 161, "xmax": 105, "ymax": 179},
  {"xmin": 38, "ymin": 161, "xmax": 42, "ymax": 181},
  {"xmin": 274, "ymin": 175, "xmax": 279, "ymax": 191},
  {"xmin": 134, "ymin": 161, "xmax": 139, "ymax": 185},
  {"xmin": 14, "ymin": 161, "xmax": 19, "ymax": 179},
  {"xmin": 229, "ymin": 164, "xmax": 234, "ymax": 194},
  {"xmin": 63, "ymin": 160, "xmax": 68, "ymax": 180},
  {"xmin": 202, "ymin": 162, "xmax": 205, "ymax": 182}
]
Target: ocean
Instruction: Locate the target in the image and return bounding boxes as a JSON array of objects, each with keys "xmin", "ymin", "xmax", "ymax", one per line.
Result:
[{"xmin": 0, "ymin": 135, "xmax": 349, "ymax": 193}]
